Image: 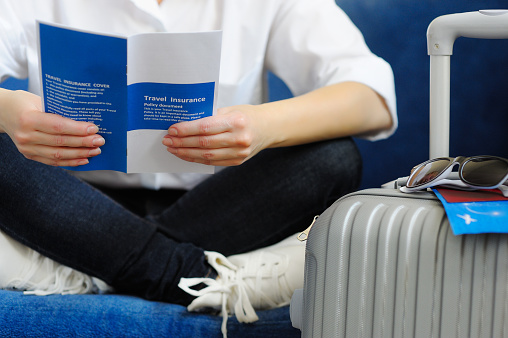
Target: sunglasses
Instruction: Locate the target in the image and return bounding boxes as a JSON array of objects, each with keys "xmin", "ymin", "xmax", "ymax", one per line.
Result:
[{"xmin": 400, "ymin": 155, "xmax": 508, "ymax": 197}]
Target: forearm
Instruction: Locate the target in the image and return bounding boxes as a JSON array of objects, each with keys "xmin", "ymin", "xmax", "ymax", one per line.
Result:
[
  {"xmin": 0, "ymin": 88, "xmax": 15, "ymax": 133},
  {"xmin": 163, "ymin": 81, "xmax": 393, "ymax": 166},
  {"xmin": 259, "ymin": 81, "xmax": 392, "ymax": 148}
]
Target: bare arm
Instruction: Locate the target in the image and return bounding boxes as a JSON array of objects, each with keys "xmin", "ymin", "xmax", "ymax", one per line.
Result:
[
  {"xmin": 0, "ymin": 88, "xmax": 104, "ymax": 166},
  {"xmin": 162, "ymin": 81, "xmax": 392, "ymax": 166}
]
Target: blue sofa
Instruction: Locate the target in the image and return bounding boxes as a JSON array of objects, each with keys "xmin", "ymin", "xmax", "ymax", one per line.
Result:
[
  {"xmin": 345, "ymin": 0, "xmax": 508, "ymax": 188},
  {"xmin": 2, "ymin": 0, "xmax": 508, "ymax": 336},
  {"xmin": 272, "ymin": 0, "xmax": 508, "ymax": 189},
  {"xmin": 0, "ymin": 291, "xmax": 295, "ymax": 337}
]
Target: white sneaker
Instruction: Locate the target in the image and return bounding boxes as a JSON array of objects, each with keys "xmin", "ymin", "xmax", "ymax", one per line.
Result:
[
  {"xmin": 0, "ymin": 229, "xmax": 111, "ymax": 295},
  {"xmin": 178, "ymin": 234, "xmax": 305, "ymax": 336}
]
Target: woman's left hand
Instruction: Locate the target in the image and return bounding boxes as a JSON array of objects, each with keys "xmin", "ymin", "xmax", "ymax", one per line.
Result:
[
  {"xmin": 162, "ymin": 82, "xmax": 393, "ymax": 167},
  {"xmin": 162, "ymin": 105, "xmax": 272, "ymax": 166}
]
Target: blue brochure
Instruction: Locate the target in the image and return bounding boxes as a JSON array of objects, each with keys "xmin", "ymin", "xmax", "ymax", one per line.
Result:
[
  {"xmin": 37, "ymin": 22, "xmax": 222, "ymax": 174},
  {"xmin": 432, "ymin": 188, "xmax": 508, "ymax": 235}
]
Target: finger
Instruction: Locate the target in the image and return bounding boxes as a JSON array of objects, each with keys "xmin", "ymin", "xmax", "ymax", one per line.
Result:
[
  {"xmin": 166, "ymin": 146, "xmax": 249, "ymax": 165},
  {"xmin": 28, "ymin": 155, "xmax": 91, "ymax": 167},
  {"xmin": 34, "ymin": 113, "xmax": 99, "ymax": 136},
  {"xmin": 32, "ymin": 131, "xmax": 105, "ymax": 148},
  {"xmin": 168, "ymin": 152, "xmax": 247, "ymax": 167},
  {"xmin": 21, "ymin": 144, "xmax": 102, "ymax": 162},
  {"xmin": 162, "ymin": 133, "xmax": 233, "ymax": 149},
  {"xmin": 168, "ymin": 115, "xmax": 233, "ymax": 137}
]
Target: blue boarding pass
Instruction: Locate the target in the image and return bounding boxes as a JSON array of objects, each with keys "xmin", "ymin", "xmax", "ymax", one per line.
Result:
[{"xmin": 433, "ymin": 187, "xmax": 508, "ymax": 235}]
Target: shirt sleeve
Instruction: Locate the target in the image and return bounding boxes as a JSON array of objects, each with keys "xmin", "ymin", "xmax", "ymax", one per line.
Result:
[
  {"xmin": 0, "ymin": 0, "xmax": 31, "ymax": 83},
  {"xmin": 264, "ymin": 0, "xmax": 397, "ymax": 141}
]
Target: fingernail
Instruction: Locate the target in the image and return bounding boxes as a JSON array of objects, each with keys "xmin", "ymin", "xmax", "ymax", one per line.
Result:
[
  {"xmin": 78, "ymin": 159, "xmax": 89, "ymax": 165},
  {"xmin": 92, "ymin": 137, "xmax": 105, "ymax": 147},
  {"xmin": 168, "ymin": 128, "xmax": 177, "ymax": 136},
  {"xmin": 89, "ymin": 148, "xmax": 101, "ymax": 156},
  {"xmin": 167, "ymin": 147, "xmax": 177, "ymax": 154},
  {"xmin": 87, "ymin": 125, "xmax": 99, "ymax": 134},
  {"xmin": 164, "ymin": 138, "xmax": 173, "ymax": 146}
]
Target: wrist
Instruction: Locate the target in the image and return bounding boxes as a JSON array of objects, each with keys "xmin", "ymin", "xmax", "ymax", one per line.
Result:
[
  {"xmin": 0, "ymin": 88, "xmax": 14, "ymax": 134},
  {"xmin": 257, "ymin": 101, "xmax": 290, "ymax": 148}
]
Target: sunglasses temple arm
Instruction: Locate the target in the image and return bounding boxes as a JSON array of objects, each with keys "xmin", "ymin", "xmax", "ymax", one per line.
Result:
[
  {"xmin": 498, "ymin": 185, "xmax": 508, "ymax": 198},
  {"xmin": 395, "ymin": 176, "xmax": 409, "ymax": 189}
]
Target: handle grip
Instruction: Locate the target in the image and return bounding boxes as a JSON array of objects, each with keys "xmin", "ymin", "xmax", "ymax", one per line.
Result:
[
  {"xmin": 427, "ymin": 10, "xmax": 508, "ymax": 55},
  {"xmin": 427, "ymin": 10, "xmax": 508, "ymax": 158}
]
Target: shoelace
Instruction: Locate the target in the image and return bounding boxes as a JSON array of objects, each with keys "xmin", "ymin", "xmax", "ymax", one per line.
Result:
[
  {"xmin": 241, "ymin": 251, "xmax": 292, "ymax": 309},
  {"xmin": 7, "ymin": 249, "xmax": 95, "ymax": 295},
  {"xmin": 178, "ymin": 251, "xmax": 292, "ymax": 337},
  {"xmin": 179, "ymin": 253, "xmax": 258, "ymax": 337}
]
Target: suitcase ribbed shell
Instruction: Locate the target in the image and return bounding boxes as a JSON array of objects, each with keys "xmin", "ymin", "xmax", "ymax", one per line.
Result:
[{"xmin": 303, "ymin": 189, "xmax": 508, "ymax": 338}]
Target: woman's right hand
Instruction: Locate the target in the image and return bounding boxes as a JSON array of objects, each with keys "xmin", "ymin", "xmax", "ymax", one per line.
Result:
[{"xmin": 0, "ymin": 89, "xmax": 104, "ymax": 167}]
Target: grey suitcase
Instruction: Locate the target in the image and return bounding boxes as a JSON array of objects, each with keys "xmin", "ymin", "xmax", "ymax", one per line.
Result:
[
  {"xmin": 293, "ymin": 188, "xmax": 508, "ymax": 337},
  {"xmin": 290, "ymin": 10, "xmax": 508, "ymax": 337}
]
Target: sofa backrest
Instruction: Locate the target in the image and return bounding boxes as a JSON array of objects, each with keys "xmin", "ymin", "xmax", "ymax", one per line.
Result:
[
  {"xmin": 3, "ymin": 2, "xmax": 508, "ymax": 189},
  {"xmin": 338, "ymin": 0, "xmax": 508, "ymax": 188}
]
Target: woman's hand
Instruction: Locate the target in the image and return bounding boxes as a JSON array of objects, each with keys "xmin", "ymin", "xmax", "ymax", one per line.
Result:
[
  {"xmin": 162, "ymin": 105, "xmax": 272, "ymax": 166},
  {"xmin": 0, "ymin": 89, "xmax": 104, "ymax": 167},
  {"xmin": 162, "ymin": 82, "xmax": 392, "ymax": 167}
]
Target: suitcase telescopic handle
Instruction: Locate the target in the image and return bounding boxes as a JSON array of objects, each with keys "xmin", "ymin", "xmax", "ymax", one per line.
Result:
[{"xmin": 426, "ymin": 10, "xmax": 508, "ymax": 158}]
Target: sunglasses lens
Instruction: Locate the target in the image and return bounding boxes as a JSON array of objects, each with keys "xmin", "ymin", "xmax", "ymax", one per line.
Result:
[
  {"xmin": 407, "ymin": 159, "xmax": 451, "ymax": 188},
  {"xmin": 462, "ymin": 157, "xmax": 508, "ymax": 187}
]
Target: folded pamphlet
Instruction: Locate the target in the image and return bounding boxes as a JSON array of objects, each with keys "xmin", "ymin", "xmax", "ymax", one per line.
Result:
[{"xmin": 37, "ymin": 21, "xmax": 222, "ymax": 173}]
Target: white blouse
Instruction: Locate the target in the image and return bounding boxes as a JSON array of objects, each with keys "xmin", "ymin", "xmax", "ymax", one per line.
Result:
[{"xmin": 0, "ymin": 0, "xmax": 397, "ymax": 190}]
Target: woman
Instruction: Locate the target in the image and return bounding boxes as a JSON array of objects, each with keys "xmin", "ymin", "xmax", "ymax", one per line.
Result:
[{"xmin": 0, "ymin": 0, "xmax": 396, "ymax": 335}]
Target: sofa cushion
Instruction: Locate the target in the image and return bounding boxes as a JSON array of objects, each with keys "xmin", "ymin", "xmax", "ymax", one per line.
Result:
[{"xmin": 0, "ymin": 290, "xmax": 299, "ymax": 337}]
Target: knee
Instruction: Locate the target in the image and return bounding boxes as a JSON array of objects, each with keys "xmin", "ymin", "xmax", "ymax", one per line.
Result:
[
  {"xmin": 303, "ymin": 138, "xmax": 363, "ymax": 201},
  {"xmin": 322, "ymin": 138, "xmax": 362, "ymax": 179}
]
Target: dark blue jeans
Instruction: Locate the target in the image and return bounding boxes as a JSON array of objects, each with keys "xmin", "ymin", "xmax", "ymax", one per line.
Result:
[{"xmin": 0, "ymin": 133, "xmax": 361, "ymax": 305}]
